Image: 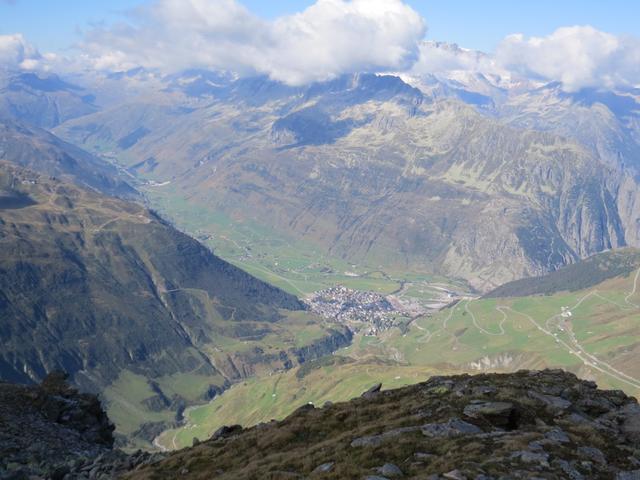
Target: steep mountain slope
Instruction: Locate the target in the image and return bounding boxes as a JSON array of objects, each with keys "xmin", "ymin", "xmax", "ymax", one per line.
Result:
[
  {"xmin": 128, "ymin": 370, "xmax": 640, "ymax": 479},
  {"xmin": 0, "ymin": 71, "xmax": 97, "ymax": 128},
  {"xmin": 484, "ymin": 248, "xmax": 640, "ymax": 298},
  {"xmin": 0, "ymin": 119, "xmax": 136, "ymax": 198},
  {"xmin": 0, "ymin": 162, "xmax": 350, "ymax": 445},
  {"xmin": 56, "ymin": 73, "xmax": 639, "ymax": 290}
]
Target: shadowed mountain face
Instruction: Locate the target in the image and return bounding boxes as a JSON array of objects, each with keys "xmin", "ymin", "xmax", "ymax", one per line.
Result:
[
  {"xmin": 55, "ymin": 73, "xmax": 640, "ymax": 291},
  {"xmin": 484, "ymin": 248, "xmax": 640, "ymax": 298},
  {"xmin": 0, "ymin": 71, "xmax": 98, "ymax": 128},
  {"xmin": 0, "ymin": 119, "xmax": 137, "ymax": 198},
  {"xmin": 0, "ymin": 163, "xmax": 336, "ymax": 394}
]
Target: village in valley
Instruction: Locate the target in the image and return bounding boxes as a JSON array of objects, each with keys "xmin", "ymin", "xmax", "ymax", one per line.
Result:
[{"xmin": 305, "ymin": 283, "xmax": 461, "ymax": 335}]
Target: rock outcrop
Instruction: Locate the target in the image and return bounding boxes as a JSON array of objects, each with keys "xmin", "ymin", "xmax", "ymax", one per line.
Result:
[
  {"xmin": 0, "ymin": 372, "xmax": 107, "ymax": 478},
  {"xmin": 0, "ymin": 372, "xmax": 165, "ymax": 480}
]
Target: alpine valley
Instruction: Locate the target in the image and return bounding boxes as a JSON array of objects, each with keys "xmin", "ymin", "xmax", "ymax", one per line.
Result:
[{"xmin": 1, "ymin": 25, "xmax": 640, "ymax": 479}]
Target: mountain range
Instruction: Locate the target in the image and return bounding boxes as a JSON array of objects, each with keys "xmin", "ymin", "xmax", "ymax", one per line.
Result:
[
  {"xmin": 47, "ymin": 66, "xmax": 640, "ymax": 291},
  {"xmin": 0, "ymin": 71, "xmax": 98, "ymax": 128}
]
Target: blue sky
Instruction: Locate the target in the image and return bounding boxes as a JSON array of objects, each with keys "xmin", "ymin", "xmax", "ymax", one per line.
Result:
[{"xmin": 1, "ymin": 0, "xmax": 639, "ymax": 54}]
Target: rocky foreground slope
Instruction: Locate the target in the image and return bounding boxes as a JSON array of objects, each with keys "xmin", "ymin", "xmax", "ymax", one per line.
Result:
[
  {"xmin": 3, "ymin": 369, "xmax": 640, "ymax": 479},
  {"xmin": 0, "ymin": 372, "xmax": 164, "ymax": 480},
  {"xmin": 125, "ymin": 369, "xmax": 640, "ymax": 480}
]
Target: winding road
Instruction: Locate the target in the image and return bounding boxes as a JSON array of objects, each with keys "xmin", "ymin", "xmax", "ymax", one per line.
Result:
[{"xmin": 437, "ymin": 269, "xmax": 640, "ymax": 390}]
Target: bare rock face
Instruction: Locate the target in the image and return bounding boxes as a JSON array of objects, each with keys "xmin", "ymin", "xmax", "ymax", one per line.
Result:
[
  {"xmin": 0, "ymin": 372, "xmax": 114, "ymax": 478},
  {"xmin": 0, "ymin": 372, "xmax": 165, "ymax": 480}
]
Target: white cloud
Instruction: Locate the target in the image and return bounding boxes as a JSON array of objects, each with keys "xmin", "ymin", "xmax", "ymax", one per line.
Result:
[
  {"xmin": 407, "ymin": 27, "xmax": 640, "ymax": 92},
  {"xmin": 3, "ymin": 5, "xmax": 639, "ymax": 93},
  {"xmin": 80, "ymin": 0, "xmax": 426, "ymax": 85},
  {"xmin": 495, "ymin": 26, "xmax": 640, "ymax": 92},
  {"xmin": 408, "ymin": 41, "xmax": 502, "ymax": 78},
  {"xmin": 0, "ymin": 34, "xmax": 45, "ymax": 71}
]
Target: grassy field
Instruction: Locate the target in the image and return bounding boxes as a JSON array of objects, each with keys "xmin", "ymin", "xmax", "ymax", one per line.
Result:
[{"xmin": 346, "ymin": 270, "xmax": 640, "ymax": 397}]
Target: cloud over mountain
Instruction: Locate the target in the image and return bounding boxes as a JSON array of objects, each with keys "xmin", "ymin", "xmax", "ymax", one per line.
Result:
[
  {"xmin": 408, "ymin": 41, "xmax": 505, "ymax": 79},
  {"xmin": 496, "ymin": 26, "xmax": 640, "ymax": 91},
  {"xmin": 407, "ymin": 26, "xmax": 640, "ymax": 92},
  {"xmin": 0, "ymin": 34, "xmax": 44, "ymax": 71},
  {"xmin": 81, "ymin": 0, "xmax": 426, "ymax": 85},
  {"xmin": 1, "ymin": 1, "xmax": 639, "ymax": 93}
]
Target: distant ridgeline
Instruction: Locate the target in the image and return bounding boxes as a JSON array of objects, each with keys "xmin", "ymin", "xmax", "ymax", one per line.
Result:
[{"xmin": 484, "ymin": 249, "xmax": 640, "ymax": 298}]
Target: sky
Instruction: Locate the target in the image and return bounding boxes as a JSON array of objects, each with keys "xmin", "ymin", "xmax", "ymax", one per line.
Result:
[
  {"xmin": 1, "ymin": 0, "xmax": 639, "ymax": 54},
  {"xmin": 0, "ymin": 0, "xmax": 639, "ymax": 91}
]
